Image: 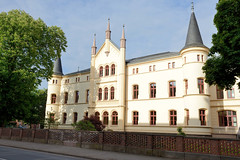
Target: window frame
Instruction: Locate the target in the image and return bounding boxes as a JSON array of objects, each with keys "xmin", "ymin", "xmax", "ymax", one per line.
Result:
[
  {"xmin": 198, "ymin": 78, "xmax": 204, "ymax": 94},
  {"xmin": 75, "ymin": 91, "xmax": 79, "ymax": 103},
  {"xmin": 99, "ymin": 66, "xmax": 103, "ymax": 77},
  {"xmin": 111, "ymin": 64, "xmax": 115, "ymax": 75},
  {"xmin": 199, "ymin": 110, "xmax": 206, "ymax": 126},
  {"xmin": 110, "ymin": 87, "xmax": 114, "ymax": 100},
  {"xmin": 227, "ymin": 88, "xmax": 235, "ymax": 99},
  {"xmin": 169, "ymin": 81, "xmax": 176, "ymax": 97},
  {"xmin": 133, "ymin": 85, "xmax": 139, "ymax": 99},
  {"xmin": 216, "ymin": 86, "xmax": 224, "ymax": 99},
  {"xmin": 63, "ymin": 112, "xmax": 67, "ymax": 124},
  {"xmin": 218, "ymin": 110, "xmax": 237, "ymax": 127},
  {"xmin": 104, "ymin": 87, "xmax": 108, "ymax": 100},
  {"xmin": 51, "ymin": 94, "xmax": 56, "ymax": 104},
  {"xmin": 64, "ymin": 92, "xmax": 68, "ymax": 104},
  {"xmin": 103, "ymin": 111, "xmax": 109, "ymax": 125},
  {"xmin": 105, "ymin": 65, "xmax": 109, "ymax": 76},
  {"xmin": 73, "ymin": 112, "xmax": 78, "ymax": 123},
  {"xmin": 98, "ymin": 88, "xmax": 102, "ymax": 100},
  {"xmin": 170, "ymin": 110, "xmax": 177, "ymax": 126},
  {"xmin": 150, "ymin": 83, "xmax": 156, "ymax": 98},
  {"xmin": 133, "ymin": 111, "xmax": 139, "ymax": 125},
  {"xmin": 150, "ymin": 110, "xmax": 156, "ymax": 125},
  {"xmin": 112, "ymin": 111, "xmax": 118, "ymax": 125}
]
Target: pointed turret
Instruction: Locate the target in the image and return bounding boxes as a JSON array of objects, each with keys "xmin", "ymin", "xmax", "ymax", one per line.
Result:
[
  {"xmin": 182, "ymin": 2, "xmax": 206, "ymax": 50},
  {"xmin": 105, "ymin": 18, "xmax": 111, "ymax": 40},
  {"xmin": 53, "ymin": 57, "xmax": 63, "ymax": 75},
  {"xmin": 120, "ymin": 25, "xmax": 126, "ymax": 48},
  {"xmin": 91, "ymin": 34, "xmax": 97, "ymax": 55}
]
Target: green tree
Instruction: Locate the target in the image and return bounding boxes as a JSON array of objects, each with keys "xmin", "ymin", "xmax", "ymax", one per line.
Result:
[
  {"xmin": 24, "ymin": 89, "xmax": 47, "ymax": 129},
  {"xmin": 0, "ymin": 10, "xmax": 67, "ymax": 126},
  {"xmin": 203, "ymin": 0, "xmax": 240, "ymax": 89}
]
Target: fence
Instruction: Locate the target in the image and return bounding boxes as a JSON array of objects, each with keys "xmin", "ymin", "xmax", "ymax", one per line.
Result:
[{"xmin": 0, "ymin": 128, "xmax": 239, "ymax": 159}]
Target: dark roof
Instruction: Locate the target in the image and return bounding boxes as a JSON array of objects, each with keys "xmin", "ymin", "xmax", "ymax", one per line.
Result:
[
  {"xmin": 64, "ymin": 68, "xmax": 90, "ymax": 76},
  {"xmin": 182, "ymin": 12, "xmax": 207, "ymax": 50},
  {"xmin": 126, "ymin": 52, "xmax": 179, "ymax": 64},
  {"xmin": 53, "ymin": 58, "xmax": 63, "ymax": 76}
]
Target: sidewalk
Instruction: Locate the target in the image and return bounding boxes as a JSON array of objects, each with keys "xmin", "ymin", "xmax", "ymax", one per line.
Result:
[{"xmin": 0, "ymin": 139, "xmax": 173, "ymax": 160}]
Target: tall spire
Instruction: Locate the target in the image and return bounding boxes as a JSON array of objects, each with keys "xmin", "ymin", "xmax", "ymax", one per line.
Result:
[
  {"xmin": 105, "ymin": 18, "xmax": 111, "ymax": 40},
  {"xmin": 182, "ymin": 2, "xmax": 206, "ymax": 50},
  {"xmin": 120, "ymin": 24, "xmax": 126, "ymax": 48},
  {"xmin": 91, "ymin": 34, "xmax": 97, "ymax": 55},
  {"xmin": 53, "ymin": 57, "xmax": 63, "ymax": 75}
]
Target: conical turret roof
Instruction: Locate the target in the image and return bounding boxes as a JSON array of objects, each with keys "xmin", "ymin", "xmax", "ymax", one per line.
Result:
[
  {"xmin": 53, "ymin": 57, "xmax": 63, "ymax": 75},
  {"xmin": 182, "ymin": 11, "xmax": 206, "ymax": 50}
]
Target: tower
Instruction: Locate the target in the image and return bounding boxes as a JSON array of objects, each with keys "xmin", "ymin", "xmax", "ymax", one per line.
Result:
[{"xmin": 180, "ymin": 3, "xmax": 211, "ymax": 133}]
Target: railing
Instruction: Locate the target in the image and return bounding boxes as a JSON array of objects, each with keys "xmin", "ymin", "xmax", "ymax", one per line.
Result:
[{"xmin": 0, "ymin": 128, "xmax": 239, "ymax": 158}]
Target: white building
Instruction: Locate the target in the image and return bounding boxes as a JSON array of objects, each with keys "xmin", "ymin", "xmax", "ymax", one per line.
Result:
[{"xmin": 46, "ymin": 8, "xmax": 240, "ymax": 138}]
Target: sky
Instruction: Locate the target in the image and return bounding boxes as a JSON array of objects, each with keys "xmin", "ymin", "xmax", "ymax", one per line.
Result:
[{"xmin": 0, "ymin": 0, "xmax": 218, "ymax": 89}]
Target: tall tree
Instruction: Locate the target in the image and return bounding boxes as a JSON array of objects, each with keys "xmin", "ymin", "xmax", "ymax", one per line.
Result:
[
  {"xmin": 0, "ymin": 10, "xmax": 67, "ymax": 126},
  {"xmin": 25, "ymin": 89, "xmax": 47, "ymax": 129},
  {"xmin": 202, "ymin": 0, "xmax": 240, "ymax": 89}
]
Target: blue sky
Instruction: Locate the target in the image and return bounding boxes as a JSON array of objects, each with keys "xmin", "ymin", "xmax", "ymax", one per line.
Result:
[{"xmin": 0, "ymin": 0, "xmax": 218, "ymax": 89}]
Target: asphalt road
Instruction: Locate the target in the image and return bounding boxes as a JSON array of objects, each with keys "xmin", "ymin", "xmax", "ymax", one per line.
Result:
[{"xmin": 0, "ymin": 146, "xmax": 90, "ymax": 160}]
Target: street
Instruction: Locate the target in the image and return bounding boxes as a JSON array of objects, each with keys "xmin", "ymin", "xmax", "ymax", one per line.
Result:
[{"xmin": 0, "ymin": 146, "xmax": 89, "ymax": 160}]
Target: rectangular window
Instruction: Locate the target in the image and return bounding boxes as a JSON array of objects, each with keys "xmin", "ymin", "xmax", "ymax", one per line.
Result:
[
  {"xmin": 201, "ymin": 55, "xmax": 204, "ymax": 62},
  {"xmin": 64, "ymin": 92, "xmax": 68, "ymax": 104},
  {"xmin": 169, "ymin": 81, "xmax": 176, "ymax": 97},
  {"xmin": 185, "ymin": 80, "xmax": 188, "ymax": 95},
  {"xmin": 150, "ymin": 111, "xmax": 156, "ymax": 125},
  {"xmin": 136, "ymin": 68, "xmax": 138, "ymax": 73},
  {"xmin": 133, "ymin": 111, "xmax": 138, "ymax": 125},
  {"xmin": 216, "ymin": 86, "xmax": 224, "ymax": 99},
  {"xmin": 198, "ymin": 78, "xmax": 204, "ymax": 94},
  {"xmin": 86, "ymin": 89, "xmax": 89, "ymax": 103},
  {"xmin": 199, "ymin": 110, "xmax": 206, "ymax": 126},
  {"xmin": 133, "ymin": 85, "xmax": 139, "ymax": 99},
  {"xmin": 153, "ymin": 65, "xmax": 155, "ymax": 71},
  {"xmin": 227, "ymin": 88, "xmax": 235, "ymax": 98},
  {"xmin": 172, "ymin": 62, "xmax": 175, "ymax": 68},
  {"xmin": 197, "ymin": 55, "xmax": 200, "ymax": 62},
  {"xmin": 150, "ymin": 83, "xmax": 156, "ymax": 98},
  {"xmin": 184, "ymin": 57, "xmax": 186, "ymax": 64},
  {"xmin": 170, "ymin": 110, "xmax": 177, "ymax": 126},
  {"xmin": 168, "ymin": 63, "xmax": 171, "ymax": 69},
  {"xmin": 73, "ymin": 112, "xmax": 78, "ymax": 123},
  {"xmin": 75, "ymin": 91, "xmax": 79, "ymax": 103},
  {"xmin": 133, "ymin": 68, "xmax": 135, "ymax": 74},
  {"xmin": 149, "ymin": 66, "xmax": 152, "ymax": 72},
  {"xmin": 51, "ymin": 94, "xmax": 56, "ymax": 104},
  {"xmin": 87, "ymin": 76, "xmax": 89, "ymax": 81},
  {"xmin": 63, "ymin": 113, "xmax": 67, "ymax": 124},
  {"xmin": 186, "ymin": 110, "xmax": 189, "ymax": 125},
  {"xmin": 219, "ymin": 110, "xmax": 237, "ymax": 127}
]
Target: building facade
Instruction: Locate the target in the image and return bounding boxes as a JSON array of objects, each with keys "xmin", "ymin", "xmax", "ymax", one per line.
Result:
[{"xmin": 46, "ymin": 9, "xmax": 240, "ymax": 138}]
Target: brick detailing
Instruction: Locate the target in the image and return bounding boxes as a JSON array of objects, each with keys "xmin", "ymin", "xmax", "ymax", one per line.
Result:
[
  {"xmin": 153, "ymin": 136, "xmax": 177, "ymax": 151},
  {"xmin": 1, "ymin": 128, "xmax": 240, "ymax": 158},
  {"xmin": 126, "ymin": 133, "xmax": 148, "ymax": 148}
]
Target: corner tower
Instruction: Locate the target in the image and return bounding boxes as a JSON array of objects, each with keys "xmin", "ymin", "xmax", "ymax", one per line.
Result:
[
  {"xmin": 181, "ymin": 3, "xmax": 211, "ymax": 135},
  {"xmin": 45, "ymin": 57, "xmax": 63, "ymax": 122}
]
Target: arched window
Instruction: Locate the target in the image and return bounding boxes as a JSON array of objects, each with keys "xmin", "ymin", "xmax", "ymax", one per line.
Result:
[
  {"xmin": 105, "ymin": 65, "xmax": 109, "ymax": 76},
  {"xmin": 133, "ymin": 111, "xmax": 138, "ymax": 125},
  {"xmin": 73, "ymin": 112, "xmax": 78, "ymax": 123},
  {"xmin": 103, "ymin": 111, "xmax": 109, "ymax": 125},
  {"xmin": 169, "ymin": 81, "xmax": 176, "ymax": 97},
  {"xmin": 150, "ymin": 111, "xmax": 156, "ymax": 125},
  {"xmin": 199, "ymin": 110, "xmax": 206, "ymax": 126},
  {"xmin": 110, "ymin": 87, "xmax": 114, "ymax": 100},
  {"xmin": 219, "ymin": 110, "xmax": 237, "ymax": 127},
  {"xmin": 63, "ymin": 113, "xmax": 67, "ymax": 124},
  {"xmin": 98, "ymin": 88, "xmax": 102, "ymax": 100},
  {"xmin": 99, "ymin": 66, "xmax": 103, "ymax": 77},
  {"xmin": 95, "ymin": 112, "xmax": 100, "ymax": 120},
  {"xmin": 111, "ymin": 64, "xmax": 115, "ymax": 75},
  {"xmin": 170, "ymin": 110, "xmax": 177, "ymax": 126},
  {"xmin": 133, "ymin": 85, "xmax": 139, "ymax": 99},
  {"xmin": 112, "ymin": 111, "xmax": 118, "ymax": 125},
  {"xmin": 51, "ymin": 94, "xmax": 56, "ymax": 104},
  {"xmin": 104, "ymin": 87, "xmax": 108, "ymax": 100},
  {"xmin": 150, "ymin": 83, "xmax": 156, "ymax": 98}
]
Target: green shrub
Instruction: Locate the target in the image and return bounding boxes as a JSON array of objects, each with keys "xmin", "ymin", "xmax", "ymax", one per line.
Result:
[
  {"xmin": 72, "ymin": 120, "xmax": 96, "ymax": 131},
  {"xmin": 177, "ymin": 127, "xmax": 186, "ymax": 136}
]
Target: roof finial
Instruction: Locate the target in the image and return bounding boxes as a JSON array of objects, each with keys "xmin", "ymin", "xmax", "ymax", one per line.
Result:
[
  {"xmin": 93, "ymin": 33, "xmax": 96, "ymax": 46},
  {"xmin": 120, "ymin": 24, "xmax": 126, "ymax": 48},
  {"xmin": 91, "ymin": 33, "xmax": 97, "ymax": 55},
  {"xmin": 105, "ymin": 18, "xmax": 111, "ymax": 39},
  {"xmin": 121, "ymin": 24, "xmax": 125, "ymax": 39},
  {"xmin": 191, "ymin": 1, "xmax": 194, "ymax": 12}
]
